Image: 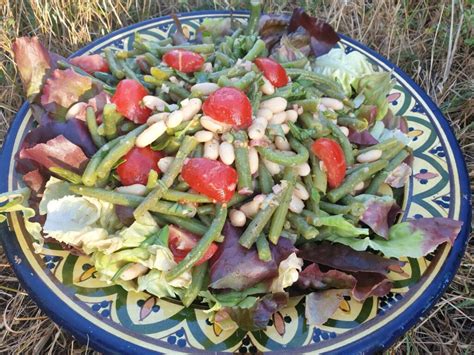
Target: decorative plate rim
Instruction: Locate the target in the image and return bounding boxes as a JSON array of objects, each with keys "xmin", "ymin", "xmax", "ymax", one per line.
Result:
[{"xmin": 0, "ymin": 10, "xmax": 471, "ymax": 355}]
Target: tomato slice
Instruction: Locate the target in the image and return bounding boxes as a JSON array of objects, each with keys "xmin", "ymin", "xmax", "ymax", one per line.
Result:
[
  {"xmin": 116, "ymin": 146, "xmax": 165, "ymax": 186},
  {"xmin": 181, "ymin": 158, "xmax": 238, "ymax": 202},
  {"xmin": 311, "ymin": 138, "xmax": 346, "ymax": 189},
  {"xmin": 162, "ymin": 49, "xmax": 204, "ymax": 73},
  {"xmin": 254, "ymin": 57, "xmax": 288, "ymax": 88},
  {"xmin": 69, "ymin": 54, "xmax": 109, "ymax": 74},
  {"xmin": 168, "ymin": 225, "xmax": 218, "ymax": 266},
  {"xmin": 111, "ymin": 79, "xmax": 151, "ymax": 124},
  {"xmin": 202, "ymin": 87, "xmax": 252, "ymax": 129}
]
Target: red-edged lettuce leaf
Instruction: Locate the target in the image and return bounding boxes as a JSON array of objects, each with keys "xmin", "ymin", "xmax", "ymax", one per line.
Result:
[
  {"xmin": 115, "ymin": 205, "xmax": 135, "ymax": 227},
  {"xmin": 19, "ymin": 135, "xmax": 89, "ymax": 174},
  {"xmin": 287, "ymin": 8, "xmax": 340, "ymax": 57},
  {"xmin": 226, "ymin": 292, "xmax": 289, "ymax": 331},
  {"xmin": 348, "ymin": 129, "xmax": 379, "ymax": 145},
  {"xmin": 305, "ymin": 289, "xmax": 348, "ymax": 326},
  {"xmin": 258, "ymin": 14, "xmax": 291, "ymax": 49},
  {"xmin": 69, "ymin": 54, "xmax": 109, "ymax": 74},
  {"xmin": 22, "ymin": 169, "xmax": 46, "ymax": 194},
  {"xmin": 40, "ymin": 69, "xmax": 95, "ymax": 117},
  {"xmin": 12, "ymin": 37, "xmax": 53, "ymax": 100},
  {"xmin": 297, "ymin": 263, "xmax": 392, "ymax": 302},
  {"xmin": 298, "ymin": 242, "xmax": 405, "ymax": 274},
  {"xmin": 382, "ymin": 111, "xmax": 409, "ymax": 134},
  {"xmin": 66, "ymin": 91, "xmax": 111, "ymax": 121},
  {"xmin": 357, "ymin": 195, "xmax": 397, "ymax": 239},
  {"xmin": 209, "ymin": 223, "xmax": 296, "ymax": 291}
]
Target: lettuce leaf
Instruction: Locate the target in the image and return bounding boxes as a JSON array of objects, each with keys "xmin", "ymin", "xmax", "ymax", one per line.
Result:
[
  {"xmin": 354, "ymin": 194, "xmax": 397, "ymax": 239},
  {"xmin": 355, "ymin": 72, "xmax": 395, "ymax": 120},
  {"xmin": 313, "ymin": 48, "xmax": 375, "ymax": 96},
  {"xmin": 318, "ymin": 215, "xmax": 369, "ymax": 237},
  {"xmin": 305, "ymin": 289, "xmax": 348, "ymax": 326},
  {"xmin": 323, "ymin": 217, "xmax": 463, "ymax": 258},
  {"xmin": 270, "ymin": 252, "xmax": 303, "ymax": 292}
]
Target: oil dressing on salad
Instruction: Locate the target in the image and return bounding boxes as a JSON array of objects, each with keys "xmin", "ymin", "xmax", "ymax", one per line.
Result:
[{"xmin": 1, "ymin": 1, "xmax": 463, "ymax": 332}]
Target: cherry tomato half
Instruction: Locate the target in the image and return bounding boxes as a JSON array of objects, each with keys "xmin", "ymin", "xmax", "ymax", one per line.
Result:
[
  {"xmin": 311, "ymin": 138, "xmax": 346, "ymax": 189},
  {"xmin": 254, "ymin": 57, "xmax": 288, "ymax": 88},
  {"xmin": 163, "ymin": 49, "xmax": 204, "ymax": 73},
  {"xmin": 111, "ymin": 79, "xmax": 151, "ymax": 124},
  {"xmin": 168, "ymin": 225, "xmax": 218, "ymax": 265},
  {"xmin": 69, "ymin": 54, "xmax": 109, "ymax": 74},
  {"xmin": 181, "ymin": 158, "xmax": 238, "ymax": 202},
  {"xmin": 202, "ymin": 87, "xmax": 252, "ymax": 129},
  {"xmin": 116, "ymin": 146, "xmax": 164, "ymax": 186}
]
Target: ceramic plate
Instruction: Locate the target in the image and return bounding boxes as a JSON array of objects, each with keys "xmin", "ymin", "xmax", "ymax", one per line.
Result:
[{"xmin": 0, "ymin": 10, "xmax": 471, "ymax": 354}]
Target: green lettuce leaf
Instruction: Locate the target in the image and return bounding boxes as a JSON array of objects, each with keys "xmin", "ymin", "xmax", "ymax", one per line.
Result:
[
  {"xmin": 319, "ymin": 215, "xmax": 369, "ymax": 237},
  {"xmin": 355, "ymin": 72, "xmax": 395, "ymax": 120}
]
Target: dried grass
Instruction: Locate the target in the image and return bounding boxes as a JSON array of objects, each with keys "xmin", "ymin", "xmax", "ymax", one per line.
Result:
[{"xmin": 0, "ymin": 1, "xmax": 472, "ymax": 353}]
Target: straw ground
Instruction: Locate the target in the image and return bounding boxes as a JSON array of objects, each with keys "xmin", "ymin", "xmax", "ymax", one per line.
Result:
[{"xmin": 0, "ymin": 1, "xmax": 472, "ymax": 353}]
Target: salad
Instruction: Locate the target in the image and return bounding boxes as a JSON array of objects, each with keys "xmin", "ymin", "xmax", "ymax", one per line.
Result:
[{"xmin": 1, "ymin": 1, "xmax": 463, "ymax": 332}]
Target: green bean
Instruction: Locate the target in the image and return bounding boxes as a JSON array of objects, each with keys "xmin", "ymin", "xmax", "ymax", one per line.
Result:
[
  {"xmin": 144, "ymin": 75, "xmax": 163, "ymax": 86},
  {"xmin": 281, "ymin": 58, "xmax": 309, "ymax": 69},
  {"xmin": 173, "ymin": 181, "xmax": 190, "ymax": 192},
  {"xmin": 309, "ymin": 153, "xmax": 327, "ymax": 194},
  {"xmin": 146, "ymin": 170, "xmax": 159, "ymax": 189},
  {"xmin": 121, "ymin": 60, "xmax": 154, "ymax": 90},
  {"xmin": 322, "ymin": 117, "xmax": 354, "ymax": 165},
  {"xmin": 142, "ymin": 52, "xmax": 160, "ymax": 66},
  {"xmin": 268, "ymin": 168, "xmax": 296, "ymax": 244},
  {"xmin": 291, "ymin": 99, "xmax": 318, "ymax": 113},
  {"xmin": 243, "ymin": 39, "xmax": 266, "ymax": 61},
  {"xmin": 162, "ymin": 189, "xmax": 212, "ymax": 203},
  {"xmin": 256, "ymin": 234, "xmax": 272, "ymax": 262},
  {"xmin": 356, "ymin": 137, "xmax": 399, "ymax": 156},
  {"xmin": 208, "ymin": 66, "xmax": 248, "ymax": 81},
  {"xmin": 233, "ymin": 131, "xmax": 253, "ymax": 195},
  {"xmin": 258, "ymin": 161, "xmax": 274, "ymax": 194},
  {"xmin": 286, "ymin": 68, "xmax": 346, "ymax": 100},
  {"xmin": 157, "ymin": 214, "xmax": 207, "ymax": 236},
  {"xmin": 256, "ymin": 137, "xmax": 309, "ymax": 167},
  {"xmin": 81, "ymin": 137, "xmax": 121, "ymax": 186},
  {"xmin": 102, "ymin": 104, "xmax": 123, "ymax": 141},
  {"xmin": 215, "ymin": 51, "xmax": 235, "ymax": 67},
  {"xmin": 288, "ymin": 212, "xmax": 319, "ymax": 240},
  {"xmin": 303, "ymin": 174, "xmax": 319, "ymax": 214},
  {"xmin": 198, "ymin": 213, "xmax": 213, "ymax": 227},
  {"xmin": 69, "ymin": 185, "xmax": 196, "ymax": 217},
  {"xmin": 301, "ymin": 209, "xmax": 328, "ymax": 227},
  {"xmin": 197, "ymin": 204, "xmax": 215, "ymax": 215},
  {"xmin": 182, "ymin": 262, "xmax": 208, "ymax": 307},
  {"xmin": 365, "ymin": 148, "xmax": 411, "ymax": 194},
  {"xmin": 246, "ymin": 0, "xmax": 262, "ymax": 35},
  {"xmin": 319, "ymin": 201, "xmax": 351, "ymax": 215},
  {"xmin": 239, "ymin": 193, "xmax": 281, "ymax": 248},
  {"xmin": 327, "ymin": 159, "xmax": 388, "ymax": 202},
  {"xmin": 166, "ymin": 205, "xmax": 227, "ymax": 281},
  {"xmin": 96, "ymin": 125, "xmax": 147, "ymax": 179},
  {"xmin": 150, "ymin": 66, "xmax": 173, "ymax": 81},
  {"xmin": 380, "ymin": 141, "xmax": 407, "ymax": 161},
  {"xmin": 155, "ymin": 44, "xmax": 215, "ymax": 55},
  {"xmin": 115, "ymin": 49, "xmax": 139, "ymax": 59},
  {"xmin": 49, "ymin": 167, "xmax": 82, "ymax": 184},
  {"xmin": 93, "ymin": 71, "xmax": 118, "ymax": 86},
  {"xmin": 337, "ymin": 116, "xmax": 368, "ymax": 131},
  {"xmin": 85, "ymin": 107, "xmax": 107, "ymax": 147},
  {"xmin": 163, "ymin": 81, "xmax": 191, "ymax": 101},
  {"xmin": 104, "ymin": 48, "xmax": 125, "ymax": 79},
  {"xmin": 261, "ymin": 82, "xmax": 306, "ymax": 102},
  {"xmin": 134, "ymin": 136, "xmax": 198, "ymax": 219},
  {"xmin": 299, "ymin": 113, "xmax": 330, "ymax": 137},
  {"xmin": 217, "ymin": 71, "xmax": 257, "ymax": 90}
]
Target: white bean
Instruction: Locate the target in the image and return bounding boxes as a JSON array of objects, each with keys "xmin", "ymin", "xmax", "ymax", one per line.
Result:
[
  {"xmin": 289, "ymin": 195, "xmax": 305, "ymax": 213},
  {"xmin": 115, "ymin": 184, "xmax": 147, "ymax": 196},
  {"xmin": 357, "ymin": 149, "xmax": 383, "ymax": 163},
  {"xmin": 202, "ymin": 62, "xmax": 213, "ymax": 73},
  {"xmin": 194, "ymin": 130, "xmax": 214, "ymax": 143},
  {"xmin": 180, "ymin": 98, "xmax": 202, "ymax": 121},
  {"xmin": 259, "ymin": 97, "xmax": 287, "ymax": 113},
  {"xmin": 338, "ymin": 125, "xmax": 350, "ymax": 137},
  {"xmin": 204, "ymin": 139, "xmax": 219, "ymax": 160},
  {"xmin": 286, "ymin": 109, "xmax": 299, "ymax": 122},
  {"xmin": 256, "ymin": 108, "xmax": 273, "ymax": 120},
  {"xmin": 281, "ymin": 124, "xmax": 290, "ymax": 134},
  {"xmin": 147, "ymin": 112, "xmax": 169, "ymax": 125},
  {"xmin": 65, "ymin": 102, "xmax": 87, "ymax": 120},
  {"xmin": 263, "ymin": 158, "xmax": 281, "ymax": 175},
  {"xmin": 142, "ymin": 95, "xmax": 167, "ymax": 111},
  {"xmin": 270, "ymin": 111, "xmax": 287, "ymax": 125},
  {"xmin": 275, "ymin": 136, "xmax": 291, "ymax": 151},
  {"xmin": 248, "ymin": 147, "xmax": 259, "ymax": 175},
  {"xmin": 229, "ymin": 209, "xmax": 246, "ymax": 227},
  {"xmin": 248, "ymin": 117, "xmax": 268, "ymax": 140},
  {"xmin": 158, "ymin": 157, "xmax": 174, "ymax": 173},
  {"xmin": 260, "ymin": 77, "xmax": 275, "ymax": 95},
  {"xmin": 292, "ymin": 104, "xmax": 304, "ymax": 115},
  {"xmin": 190, "ymin": 82, "xmax": 220, "ymax": 96},
  {"xmin": 320, "ymin": 97, "xmax": 344, "ymax": 111},
  {"xmin": 120, "ymin": 263, "xmax": 149, "ymax": 281},
  {"xmin": 294, "ymin": 182, "xmax": 310, "ymax": 200},
  {"xmin": 240, "ymin": 195, "xmax": 265, "ymax": 218},
  {"xmin": 354, "ymin": 181, "xmax": 365, "ymax": 192},
  {"xmin": 165, "ymin": 110, "xmax": 184, "ymax": 128},
  {"xmin": 297, "ymin": 162, "xmax": 311, "ymax": 176},
  {"xmin": 219, "ymin": 142, "xmax": 235, "ymax": 165},
  {"xmin": 200, "ymin": 115, "xmax": 229, "ymax": 133},
  {"xmin": 136, "ymin": 120, "xmax": 167, "ymax": 147},
  {"xmin": 319, "ymin": 160, "xmax": 327, "ymax": 172}
]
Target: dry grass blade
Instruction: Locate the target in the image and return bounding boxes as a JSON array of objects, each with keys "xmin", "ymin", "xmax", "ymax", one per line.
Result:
[{"xmin": 0, "ymin": 1, "xmax": 472, "ymax": 354}]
